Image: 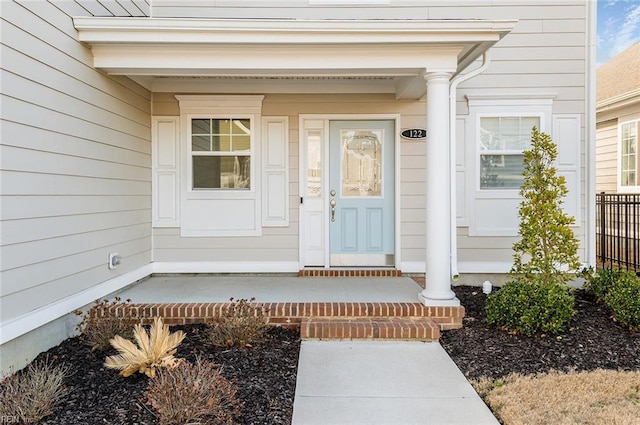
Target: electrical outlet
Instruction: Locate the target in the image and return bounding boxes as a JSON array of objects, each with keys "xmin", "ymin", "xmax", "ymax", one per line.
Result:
[{"xmin": 108, "ymin": 252, "xmax": 121, "ymax": 269}]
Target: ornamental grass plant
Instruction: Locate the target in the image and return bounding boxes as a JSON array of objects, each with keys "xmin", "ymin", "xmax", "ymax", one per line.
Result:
[{"xmin": 0, "ymin": 359, "xmax": 70, "ymax": 423}]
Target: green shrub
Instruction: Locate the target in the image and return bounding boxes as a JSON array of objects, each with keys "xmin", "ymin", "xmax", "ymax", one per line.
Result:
[
  {"xmin": 145, "ymin": 357, "xmax": 240, "ymax": 425},
  {"xmin": 74, "ymin": 297, "xmax": 139, "ymax": 352},
  {"xmin": 604, "ymin": 272, "xmax": 640, "ymax": 331},
  {"xmin": 486, "ymin": 280, "xmax": 575, "ymax": 336},
  {"xmin": 206, "ymin": 298, "xmax": 268, "ymax": 347},
  {"xmin": 0, "ymin": 359, "xmax": 70, "ymax": 423},
  {"xmin": 581, "ymin": 267, "xmax": 622, "ymax": 302}
]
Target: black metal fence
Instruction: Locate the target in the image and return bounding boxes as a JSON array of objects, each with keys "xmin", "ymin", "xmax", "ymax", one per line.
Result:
[{"xmin": 596, "ymin": 193, "xmax": 640, "ymax": 272}]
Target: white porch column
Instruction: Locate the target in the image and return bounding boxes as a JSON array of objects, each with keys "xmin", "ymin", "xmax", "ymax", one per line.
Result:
[{"xmin": 419, "ymin": 72, "xmax": 460, "ymax": 306}]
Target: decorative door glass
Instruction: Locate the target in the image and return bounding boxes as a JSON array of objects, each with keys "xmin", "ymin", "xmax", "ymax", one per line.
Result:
[
  {"xmin": 306, "ymin": 130, "xmax": 322, "ymax": 197},
  {"xmin": 341, "ymin": 129, "xmax": 383, "ymax": 197}
]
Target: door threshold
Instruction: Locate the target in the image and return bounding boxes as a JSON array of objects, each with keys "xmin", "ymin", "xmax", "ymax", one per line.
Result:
[{"xmin": 298, "ymin": 268, "xmax": 402, "ymax": 277}]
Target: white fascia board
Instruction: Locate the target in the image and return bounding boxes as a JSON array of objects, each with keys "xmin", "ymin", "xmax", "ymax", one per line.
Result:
[
  {"xmin": 90, "ymin": 44, "xmax": 463, "ymax": 76},
  {"xmin": 74, "ymin": 17, "xmax": 517, "ymax": 45}
]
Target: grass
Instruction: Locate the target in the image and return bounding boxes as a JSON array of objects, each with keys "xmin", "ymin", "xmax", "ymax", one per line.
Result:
[{"xmin": 473, "ymin": 369, "xmax": 640, "ymax": 425}]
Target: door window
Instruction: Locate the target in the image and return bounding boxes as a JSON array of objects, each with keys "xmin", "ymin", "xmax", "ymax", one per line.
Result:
[{"xmin": 341, "ymin": 129, "xmax": 383, "ymax": 197}]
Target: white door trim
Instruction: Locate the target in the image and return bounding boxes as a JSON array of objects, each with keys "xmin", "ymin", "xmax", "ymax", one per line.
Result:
[{"xmin": 299, "ymin": 114, "xmax": 401, "ymax": 269}]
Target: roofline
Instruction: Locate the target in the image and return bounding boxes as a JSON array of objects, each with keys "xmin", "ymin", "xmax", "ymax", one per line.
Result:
[
  {"xmin": 74, "ymin": 17, "xmax": 518, "ymax": 45},
  {"xmin": 596, "ymin": 88, "xmax": 640, "ymax": 112}
]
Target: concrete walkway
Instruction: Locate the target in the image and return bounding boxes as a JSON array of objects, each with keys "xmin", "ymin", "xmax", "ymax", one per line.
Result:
[
  {"xmin": 116, "ymin": 275, "xmax": 498, "ymax": 424},
  {"xmin": 292, "ymin": 341, "xmax": 498, "ymax": 425}
]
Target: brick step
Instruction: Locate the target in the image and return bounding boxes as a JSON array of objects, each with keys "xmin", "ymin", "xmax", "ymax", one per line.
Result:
[
  {"xmin": 298, "ymin": 268, "xmax": 402, "ymax": 277},
  {"xmin": 300, "ymin": 317, "xmax": 440, "ymax": 341},
  {"xmin": 98, "ymin": 301, "xmax": 464, "ymax": 331}
]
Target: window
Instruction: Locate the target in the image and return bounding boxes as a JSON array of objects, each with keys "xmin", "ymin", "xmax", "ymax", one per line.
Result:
[
  {"xmin": 479, "ymin": 116, "xmax": 540, "ymax": 190},
  {"xmin": 191, "ymin": 118, "xmax": 251, "ymax": 189},
  {"xmin": 620, "ymin": 120, "xmax": 639, "ymax": 188},
  {"xmin": 176, "ymin": 95, "xmax": 264, "ymax": 237},
  {"xmin": 466, "ymin": 94, "xmax": 555, "ymax": 237}
]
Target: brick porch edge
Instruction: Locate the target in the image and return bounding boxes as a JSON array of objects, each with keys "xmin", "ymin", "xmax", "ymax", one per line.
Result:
[{"xmin": 99, "ymin": 301, "xmax": 464, "ymax": 332}]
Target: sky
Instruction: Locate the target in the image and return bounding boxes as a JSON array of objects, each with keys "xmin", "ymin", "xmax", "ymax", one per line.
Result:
[{"xmin": 597, "ymin": 0, "xmax": 640, "ymax": 66}]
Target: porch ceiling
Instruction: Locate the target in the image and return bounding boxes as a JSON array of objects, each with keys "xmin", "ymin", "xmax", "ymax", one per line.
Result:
[{"xmin": 74, "ymin": 17, "xmax": 517, "ymax": 99}]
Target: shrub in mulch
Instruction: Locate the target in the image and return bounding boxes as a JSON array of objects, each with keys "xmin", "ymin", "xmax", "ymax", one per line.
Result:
[
  {"xmin": 73, "ymin": 297, "xmax": 139, "ymax": 352},
  {"xmin": 146, "ymin": 357, "xmax": 241, "ymax": 425},
  {"xmin": 0, "ymin": 359, "xmax": 70, "ymax": 423},
  {"xmin": 205, "ymin": 297, "xmax": 269, "ymax": 348}
]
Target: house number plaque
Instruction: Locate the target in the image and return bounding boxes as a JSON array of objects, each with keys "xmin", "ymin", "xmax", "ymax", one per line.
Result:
[{"xmin": 400, "ymin": 128, "xmax": 427, "ymax": 140}]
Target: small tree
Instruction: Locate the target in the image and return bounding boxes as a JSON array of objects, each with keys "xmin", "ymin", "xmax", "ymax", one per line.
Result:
[
  {"xmin": 511, "ymin": 126, "xmax": 580, "ymax": 285},
  {"xmin": 486, "ymin": 127, "xmax": 579, "ymax": 335}
]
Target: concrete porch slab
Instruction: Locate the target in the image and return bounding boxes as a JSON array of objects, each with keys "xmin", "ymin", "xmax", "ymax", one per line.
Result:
[{"xmin": 115, "ymin": 275, "xmax": 424, "ymax": 303}]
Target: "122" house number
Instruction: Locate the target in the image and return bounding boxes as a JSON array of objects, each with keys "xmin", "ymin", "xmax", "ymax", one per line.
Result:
[{"xmin": 400, "ymin": 128, "xmax": 427, "ymax": 140}]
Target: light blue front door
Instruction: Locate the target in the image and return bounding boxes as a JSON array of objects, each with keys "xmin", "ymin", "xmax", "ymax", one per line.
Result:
[{"xmin": 329, "ymin": 120, "xmax": 395, "ymax": 266}]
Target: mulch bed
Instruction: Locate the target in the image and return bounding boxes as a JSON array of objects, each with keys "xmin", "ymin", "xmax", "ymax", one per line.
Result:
[
  {"xmin": 18, "ymin": 285, "xmax": 640, "ymax": 424},
  {"xmin": 440, "ymin": 286, "xmax": 640, "ymax": 380},
  {"xmin": 37, "ymin": 325, "xmax": 300, "ymax": 425}
]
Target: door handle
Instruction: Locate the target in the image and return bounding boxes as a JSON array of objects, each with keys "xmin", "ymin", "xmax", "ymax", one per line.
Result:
[{"xmin": 330, "ymin": 199, "xmax": 336, "ymax": 222}]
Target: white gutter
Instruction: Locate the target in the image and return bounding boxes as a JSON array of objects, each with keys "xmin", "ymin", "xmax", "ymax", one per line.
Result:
[{"xmin": 449, "ymin": 52, "xmax": 491, "ymax": 281}]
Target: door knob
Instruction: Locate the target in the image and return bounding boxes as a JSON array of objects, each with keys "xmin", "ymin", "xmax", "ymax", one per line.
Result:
[{"xmin": 330, "ymin": 199, "xmax": 336, "ymax": 222}]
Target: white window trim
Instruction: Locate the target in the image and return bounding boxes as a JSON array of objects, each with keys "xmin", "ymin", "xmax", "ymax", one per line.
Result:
[
  {"xmin": 176, "ymin": 95, "xmax": 264, "ymax": 237},
  {"xmin": 466, "ymin": 94, "xmax": 555, "ymax": 236},
  {"xmin": 475, "ymin": 112, "xmax": 546, "ymax": 197},
  {"xmin": 186, "ymin": 115, "xmax": 256, "ymax": 196},
  {"xmin": 617, "ymin": 119, "xmax": 640, "ymax": 193}
]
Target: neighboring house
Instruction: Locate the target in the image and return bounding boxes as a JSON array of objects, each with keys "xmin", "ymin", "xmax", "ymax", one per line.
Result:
[
  {"xmin": 0, "ymin": 0, "xmax": 596, "ymax": 373},
  {"xmin": 596, "ymin": 42, "xmax": 640, "ymax": 193}
]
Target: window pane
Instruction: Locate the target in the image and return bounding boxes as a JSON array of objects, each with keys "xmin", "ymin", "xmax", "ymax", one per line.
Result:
[
  {"xmin": 521, "ymin": 117, "xmax": 540, "ymax": 133},
  {"xmin": 306, "ymin": 131, "xmax": 322, "ymax": 197},
  {"xmin": 192, "ymin": 136, "xmax": 210, "ymax": 151},
  {"xmin": 341, "ymin": 129, "xmax": 382, "ymax": 197},
  {"xmin": 193, "ymin": 156, "xmax": 251, "ymax": 189},
  {"xmin": 213, "ymin": 119, "xmax": 232, "ymax": 134},
  {"xmin": 233, "ymin": 136, "xmax": 251, "ymax": 152},
  {"xmin": 480, "ymin": 116, "xmax": 540, "ymax": 151},
  {"xmin": 501, "ymin": 117, "xmax": 520, "ymax": 135},
  {"xmin": 480, "ymin": 154, "xmax": 524, "ymax": 189},
  {"xmin": 212, "ymin": 135, "xmax": 231, "ymax": 152},
  {"xmin": 232, "ymin": 119, "xmax": 251, "ymax": 135},
  {"xmin": 192, "ymin": 119, "xmax": 210, "ymax": 134}
]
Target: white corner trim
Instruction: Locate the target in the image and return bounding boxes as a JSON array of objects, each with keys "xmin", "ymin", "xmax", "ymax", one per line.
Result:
[
  {"xmin": 0, "ymin": 265, "xmax": 153, "ymax": 345},
  {"xmin": 151, "ymin": 261, "xmax": 300, "ymax": 274}
]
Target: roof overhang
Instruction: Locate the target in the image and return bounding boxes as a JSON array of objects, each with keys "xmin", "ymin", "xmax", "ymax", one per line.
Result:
[
  {"xmin": 74, "ymin": 17, "xmax": 517, "ymax": 99},
  {"xmin": 596, "ymin": 89, "xmax": 640, "ymax": 115}
]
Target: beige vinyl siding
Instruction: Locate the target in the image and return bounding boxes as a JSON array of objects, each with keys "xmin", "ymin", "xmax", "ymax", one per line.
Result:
[
  {"xmin": 151, "ymin": 0, "xmax": 585, "ymax": 19},
  {"xmin": 595, "ymin": 119, "xmax": 618, "ymax": 193},
  {"xmin": 451, "ymin": 2, "xmax": 587, "ymax": 266},
  {"xmin": 149, "ymin": 0, "xmax": 588, "ymax": 269},
  {"xmin": 596, "ymin": 103, "xmax": 640, "ymax": 193},
  {"xmin": 55, "ymin": 0, "xmax": 150, "ymax": 17},
  {"xmin": 0, "ymin": 1, "xmax": 152, "ymax": 323},
  {"xmin": 152, "ymin": 93, "xmax": 429, "ymax": 264}
]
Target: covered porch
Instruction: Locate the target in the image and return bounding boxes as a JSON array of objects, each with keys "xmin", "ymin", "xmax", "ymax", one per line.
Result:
[{"xmin": 74, "ymin": 17, "xmax": 516, "ymax": 306}]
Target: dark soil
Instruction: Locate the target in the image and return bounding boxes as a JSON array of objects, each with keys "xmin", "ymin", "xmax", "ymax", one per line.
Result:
[
  {"xmin": 441, "ymin": 286, "xmax": 640, "ymax": 380},
  {"xmin": 36, "ymin": 325, "xmax": 300, "ymax": 425}
]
